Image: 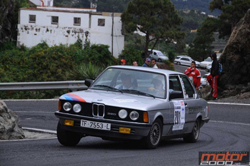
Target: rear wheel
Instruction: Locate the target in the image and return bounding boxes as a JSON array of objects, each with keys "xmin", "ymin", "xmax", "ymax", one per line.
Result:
[
  {"xmin": 158, "ymin": 58, "xmax": 162, "ymax": 62},
  {"xmin": 57, "ymin": 122, "xmax": 81, "ymax": 146},
  {"xmin": 183, "ymin": 120, "xmax": 200, "ymax": 143},
  {"xmin": 143, "ymin": 119, "xmax": 162, "ymax": 149}
]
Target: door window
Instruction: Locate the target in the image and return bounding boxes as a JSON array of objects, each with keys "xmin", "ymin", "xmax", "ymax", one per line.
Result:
[{"xmin": 180, "ymin": 75, "xmax": 195, "ymax": 98}]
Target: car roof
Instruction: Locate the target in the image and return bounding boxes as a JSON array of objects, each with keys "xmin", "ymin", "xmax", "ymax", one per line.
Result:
[
  {"xmin": 107, "ymin": 65, "xmax": 183, "ymax": 76},
  {"xmin": 176, "ymin": 55, "xmax": 190, "ymax": 58},
  {"xmin": 148, "ymin": 49, "xmax": 162, "ymax": 53}
]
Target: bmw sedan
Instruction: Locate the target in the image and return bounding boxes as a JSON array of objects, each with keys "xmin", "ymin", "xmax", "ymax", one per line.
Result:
[{"xmin": 55, "ymin": 66, "xmax": 209, "ymax": 149}]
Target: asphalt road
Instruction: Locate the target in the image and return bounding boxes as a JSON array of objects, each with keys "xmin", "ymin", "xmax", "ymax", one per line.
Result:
[
  {"xmin": 1, "ymin": 65, "xmax": 250, "ymax": 166},
  {"xmin": 1, "ymin": 100, "xmax": 250, "ymax": 166}
]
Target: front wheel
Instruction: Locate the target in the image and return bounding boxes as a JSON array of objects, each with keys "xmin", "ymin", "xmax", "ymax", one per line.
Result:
[
  {"xmin": 183, "ymin": 120, "xmax": 200, "ymax": 143},
  {"xmin": 57, "ymin": 122, "xmax": 82, "ymax": 146},
  {"xmin": 142, "ymin": 119, "xmax": 162, "ymax": 149}
]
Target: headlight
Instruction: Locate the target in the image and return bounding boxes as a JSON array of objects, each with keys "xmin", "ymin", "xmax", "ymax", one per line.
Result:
[
  {"xmin": 130, "ymin": 111, "xmax": 139, "ymax": 121},
  {"xmin": 118, "ymin": 109, "xmax": 128, "ymax": 119},
  {"xmin": 73, "ymin": 104, "xmax": 81, "ymax": 113},
  {"xmin": 63, "ymin": 102, "xmax": 72, "ymax": 112}
]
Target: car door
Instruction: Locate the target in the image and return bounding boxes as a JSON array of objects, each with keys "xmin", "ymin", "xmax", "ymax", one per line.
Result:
[
  {"xmin": 168, "ymin": 75, "xmax": 186, "ymax": 135},
  {"xmin": 179, "ymin": 75, "xmax": 205, "ymax": 133}
]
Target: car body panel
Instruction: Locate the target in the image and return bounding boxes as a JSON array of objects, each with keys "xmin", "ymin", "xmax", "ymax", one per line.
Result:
[
  {"xmin": 148, "ymin": 49, "xmax": 169, "ymax": 61},
  {"xmin": 175, "ymin": 55, "xmax": 200, "ymax": 67}
]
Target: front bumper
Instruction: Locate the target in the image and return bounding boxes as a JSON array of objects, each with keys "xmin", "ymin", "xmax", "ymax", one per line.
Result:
[{"xmin": 55, "ymin": 111, "xmax": 151, "ymax": 140}]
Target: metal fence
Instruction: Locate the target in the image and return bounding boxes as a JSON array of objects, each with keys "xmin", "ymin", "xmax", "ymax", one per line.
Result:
[{"xmin": 0, "ymin": 81, "xmax": 88, "ymax": 91}]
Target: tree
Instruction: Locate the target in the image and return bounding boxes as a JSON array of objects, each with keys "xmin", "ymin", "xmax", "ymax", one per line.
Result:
[
  {"xmin": 209, "ymin": 0, "xmax": 250, "ymax": 38},
  {"xmin": 188, "ymin": 18, "xmax": 218, "ymax": 61},
  {"xmin": 121, "ymin": 0, "xmax": 184, "ymax": 57}
]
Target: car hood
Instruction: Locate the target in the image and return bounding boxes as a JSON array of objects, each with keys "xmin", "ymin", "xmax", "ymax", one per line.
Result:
[{"xmin": 59, "ymin": 89, "xmax": 167, "ymax": 110}]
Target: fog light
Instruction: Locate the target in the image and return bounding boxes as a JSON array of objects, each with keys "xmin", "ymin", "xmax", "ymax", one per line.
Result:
[
  {"xmin": 119, "ymin": 127, "xmax": 131, "ymax": 134},
  {"xmin": 64, "ymin": 120, "xmax": 74, "ymax": 126}
]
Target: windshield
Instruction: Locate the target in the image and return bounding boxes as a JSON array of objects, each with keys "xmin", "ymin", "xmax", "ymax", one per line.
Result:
[{"xmin": 91, "ymin": 68, "xmax": 166, "ymax": 98}]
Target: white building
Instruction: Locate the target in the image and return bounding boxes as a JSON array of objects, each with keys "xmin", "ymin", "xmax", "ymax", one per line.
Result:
[{"xmin": 17, "ymin": 1, "xmax": 124, "ymax": 58}]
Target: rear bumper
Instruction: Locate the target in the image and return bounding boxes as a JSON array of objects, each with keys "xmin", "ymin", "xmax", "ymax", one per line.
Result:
[{"xmin": 55, "ymin": 111, "xmax": 151, "ymax": 140}]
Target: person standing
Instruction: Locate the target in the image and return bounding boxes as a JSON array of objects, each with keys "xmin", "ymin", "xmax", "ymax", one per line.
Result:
[
  {"xmin": 207, "ymin": 52, "xmax": 219, "ymax": 100},
  {"xmin": 151, "ymin": 59, "xmax": 158, "ymax": 68},
  {"xmin": 184, "ymin": 61, "xmax": 201, "ymax": 90},
  {"xmin": 142, "ymin": 58, "xmax": 151, "ymax": 67}
]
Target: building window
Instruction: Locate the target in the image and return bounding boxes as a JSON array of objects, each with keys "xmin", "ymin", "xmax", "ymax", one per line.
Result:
[
  {"xmin": 51, "ymin": 16, "xmax": 59, "ymax": 25},
  {"xmin": 29, "ymin": 15, "xmax": 36, "ymax": 23},
  {"xmin": 98, "ymin": 19, "xmax": 105, "ymax": 26},
  {"xmin": 74, "ymin": 17, "xmax": 81, "ymax": 26}
]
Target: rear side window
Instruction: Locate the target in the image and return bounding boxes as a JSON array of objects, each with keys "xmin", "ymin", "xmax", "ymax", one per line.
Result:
[{"xmin": 180, "ymin": 76, "xmax": 195, "ymax": 98}]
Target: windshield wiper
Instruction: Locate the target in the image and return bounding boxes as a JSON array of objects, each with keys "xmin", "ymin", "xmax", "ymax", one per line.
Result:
[
  {"xmin": 121, "ymin": 89, "xmax": 155, "ymax": 98},
  {"xmin": 93, "ymin": 85, "xmax": 123, "ymax": 93}
]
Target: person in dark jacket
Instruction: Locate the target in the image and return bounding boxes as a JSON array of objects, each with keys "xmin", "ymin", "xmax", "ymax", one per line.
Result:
[{"xmin": 207, "ymin": 52, "xmax": 219, "ymax": 100}]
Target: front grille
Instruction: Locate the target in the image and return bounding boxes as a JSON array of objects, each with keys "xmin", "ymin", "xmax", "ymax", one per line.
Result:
[{"xmin": 92, "ymin": 103, "xmax": 105, "ymax": 118}]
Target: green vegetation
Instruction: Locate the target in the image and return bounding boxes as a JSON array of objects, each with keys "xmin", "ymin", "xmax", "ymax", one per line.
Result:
[
  {"xmin": 188, "ymin": 18, "xmax": 218, "ymax": 61},
  {"xmin": 209, "ymin": 0, "xmax": 250, "ymax": 39},
  {"xmin": 0, "ymin": 41, "xmax": 115, "ymax": 99},
  {"xmin": 121, "ymin": 0, "xmax": 184, "ymax": 56},
  {"xmin": 118, "ymin": 46, "xmax": 144, "ymax": 66}
]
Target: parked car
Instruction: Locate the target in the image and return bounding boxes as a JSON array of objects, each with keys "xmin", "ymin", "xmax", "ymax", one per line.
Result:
[
  {"xmin": 200, "ymin": 73, "xmax": 209, "ymax": 86},
  {"xmin": 200, "ymin": 57, "xmax": 212, "ymax": 69},
  {"xmin": 175, "ymin": 55, "xmax": 200, "ymax": 67},
  {"xmin": 55, "ymin": 66, "xmax": 209, "ymax": 149},
  {"xmin": 148, "ymin": 49, "xmax": 169, "ymax": 62},
  {"xmin": 174, "ymin": 55, "xmax": 189, "ymax": 64}
]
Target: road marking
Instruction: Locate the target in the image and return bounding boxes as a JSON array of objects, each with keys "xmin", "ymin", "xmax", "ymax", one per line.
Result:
[
  {"xmin": 210, "ymin": 120, "xmax": 250, "ymax": 126},
  {"xmin": 23, "ymin": 127, "xmax": 57, "ymax": 134},
  {"xmin": 208, "ymin": 102, "xmax": 250, "ymax": 106}
]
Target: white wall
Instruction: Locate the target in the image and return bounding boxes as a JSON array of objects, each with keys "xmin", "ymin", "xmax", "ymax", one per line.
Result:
[
  {"xmin": 19, "ymin": 9, "xmax": 90, "ymax": 28},
  {"xmin": 18, "ymin": 8, "xmax": 124, "ymax": 57}
]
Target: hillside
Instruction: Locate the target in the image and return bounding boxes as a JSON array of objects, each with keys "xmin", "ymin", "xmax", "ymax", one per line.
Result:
[
  {"xmin": 172, "ymin": 0, "xmax": 219, "ymax": 15},
  {"xmin": 54, "ymin": 0, "xmax": 218, "ymax": 15}
]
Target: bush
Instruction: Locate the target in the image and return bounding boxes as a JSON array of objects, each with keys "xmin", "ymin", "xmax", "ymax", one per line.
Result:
[
  {"xmin": 71, "ymin": 63, "xmax": 105, "ymax": 80},
  {"xmin": 83, "ymin": 44, "xmax": 116, "ymax": 66},
  {"xmin": 118, "ymin": 46, "xmax": 143, "ymax": 65}
]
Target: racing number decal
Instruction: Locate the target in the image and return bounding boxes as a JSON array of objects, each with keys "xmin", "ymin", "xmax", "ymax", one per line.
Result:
[{"xmin": 172, "ymin": 100, "xmax": 185, "ymax": 131}]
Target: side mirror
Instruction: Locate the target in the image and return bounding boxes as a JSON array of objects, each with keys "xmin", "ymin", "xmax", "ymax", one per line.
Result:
[
  {"xmin": 85, "ymin": 79, "xmax": 94, "ymax": 87},
  {"xmin": 169, "ymin": 90, "xmax": 183, "ymax": 100}
]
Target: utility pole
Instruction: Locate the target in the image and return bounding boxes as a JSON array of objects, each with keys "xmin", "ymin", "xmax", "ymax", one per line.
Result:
[{"xmin": 111, "ymin": 7, "xmax": 114, "ymax": 57}]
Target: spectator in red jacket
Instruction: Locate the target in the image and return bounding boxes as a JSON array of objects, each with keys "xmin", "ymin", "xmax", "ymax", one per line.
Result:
[{"xmin": 184, "ymin": 61, "xmax": 201, "ymax": 90}]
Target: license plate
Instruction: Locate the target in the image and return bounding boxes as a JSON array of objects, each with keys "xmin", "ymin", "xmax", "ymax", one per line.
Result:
[{"xmin": 80, "ymin": 120, "xmax": 111, "ymax": 131}]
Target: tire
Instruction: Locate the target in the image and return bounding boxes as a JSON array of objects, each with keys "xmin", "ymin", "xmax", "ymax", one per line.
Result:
[
  {"xmin": 143, "ymin": 119, "xmax": 162, "ymax": 149},
  {"xmin": 158, "ymin": 58, "xmax": 162, "ymax": 62},
  {"xmin": 57, "ymin": 122, "xmax": 81, "ymax": 146},
  {"xmin": 183, "ymin": 120, "xmax": 200, "ymax": 143}
]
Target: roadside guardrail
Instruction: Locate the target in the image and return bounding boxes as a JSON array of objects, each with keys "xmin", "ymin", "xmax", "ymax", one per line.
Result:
[{"xmin": 0, "ymin": 81, "xmax": 88, "ymax": 91}]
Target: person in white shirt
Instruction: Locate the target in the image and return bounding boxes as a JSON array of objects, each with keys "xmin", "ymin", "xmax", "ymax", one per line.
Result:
[{"xmin": 151, "ymin": 59, "xmax": 158, "ymax": 68}]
